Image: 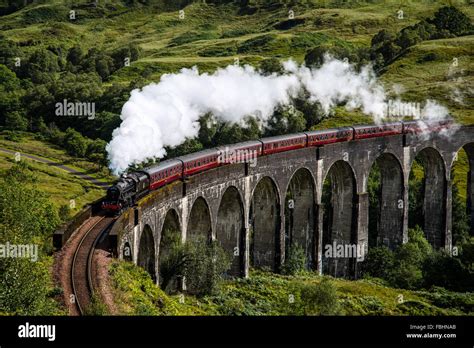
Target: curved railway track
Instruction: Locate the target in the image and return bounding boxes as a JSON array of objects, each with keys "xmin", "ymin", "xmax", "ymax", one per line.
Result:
[{"xmin": 71, "ymin": 215, "xmax": 116, "ymax": 315}]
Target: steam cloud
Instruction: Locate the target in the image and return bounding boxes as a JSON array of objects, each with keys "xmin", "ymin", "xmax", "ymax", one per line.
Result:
[{"xmin": 106, "ymin": 58, "xmax": 450, "ymax": 174}]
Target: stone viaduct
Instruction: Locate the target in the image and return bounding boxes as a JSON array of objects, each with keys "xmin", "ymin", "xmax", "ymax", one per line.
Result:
[{"xmin": 109, "ymin": 125, "xmax": 474, "ymax": 284}]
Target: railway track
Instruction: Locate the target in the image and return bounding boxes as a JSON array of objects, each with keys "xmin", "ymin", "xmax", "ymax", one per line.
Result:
[{"xmin": 71, "ymin": 215, "xmax": 116, "ymax": 315}]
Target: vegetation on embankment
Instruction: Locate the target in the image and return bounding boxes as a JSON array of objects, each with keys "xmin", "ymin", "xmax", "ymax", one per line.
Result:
[
  {"xmin": 0, "ymin": 162, "xmax": 64, "ymax": 315},
  {"xmin": 109, "ymin": 260, "xmax": 473, "ymax": 316},
  {"xmin": 107, "ymin": 226, "xmax": 473, "ymax": 316}
]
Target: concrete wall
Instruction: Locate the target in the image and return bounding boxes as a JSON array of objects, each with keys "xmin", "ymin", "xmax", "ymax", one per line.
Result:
[{"xmin": 112, "ymin": 126, "xmax": 474, "ymax": 283}]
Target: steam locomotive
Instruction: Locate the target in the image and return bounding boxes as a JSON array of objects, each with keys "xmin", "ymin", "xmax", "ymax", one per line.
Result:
[{"xmin": 102, "ymin": 119, "xmax": 453, "ymax": 214}]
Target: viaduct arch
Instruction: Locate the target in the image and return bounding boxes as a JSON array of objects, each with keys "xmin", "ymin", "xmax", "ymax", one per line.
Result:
[{"xmin": 112, "ymin": 126, "xmax": 474, "ymax": 284}]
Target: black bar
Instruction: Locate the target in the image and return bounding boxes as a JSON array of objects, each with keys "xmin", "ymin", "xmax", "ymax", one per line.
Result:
[{"xmin": 0, "ymin": 316, "xmax": 472, "ymax": 346}]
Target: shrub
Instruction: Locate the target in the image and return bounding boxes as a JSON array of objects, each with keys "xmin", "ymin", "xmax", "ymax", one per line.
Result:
[
  {"xmin": 159, "ymin": 232, "xmax": 187, "ymax": 293},
  {"xmin": 58, "ymin": 204, "xmax": 72, "ymax": 222},
  {"xmin": 159, "ymin": 234, "xmax": 231, "ymax": 297},
  {"xmin": 282, "ymin": 244, "xmax": 307, "ymax": 276},
  {"xmin": 184, "ymin": 237, "xmax": 231, "ymax": 296},
  {"xmin": 390, "ymin": 226, "xmax": 432, "ymax": 289},
  {"xmin": 430, "ymin": 6, "xmax": 473, "ymax": 36},
  {"xmin": 299, "ymin": 278, "xmax": 339, "ymax": 315},
  {"xmin": 361, "ymin": 246, "xmax": 395, "ymax": 280},
  {"xmin": 418, "ymin": 52, "xmax": 438, "ymax": 63},
  {"xmin": 422, "ymin": 238, "xmax": 474, "ymax": 292},
  {"xmin": 259, "ymin": 57, "xmax": 283, "ymax": 75},
  {"xmin": 237, "ymin": 34, "xmax": 277, "ymax": 54}
]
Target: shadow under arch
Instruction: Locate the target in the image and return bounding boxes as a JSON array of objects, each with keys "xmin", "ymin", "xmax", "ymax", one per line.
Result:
[
  {"xmin": 409, "ymin": 147, "xmax": 446, "ymax": 249},
  {"xmin": 321, "ymin": 160, "xmax": 357, "ymax": 278},
  {"xmin": 137, "ymin": 224, "xmax": 156, "ymax": 282},
  {"xmin": 368, "ymin": 153, "xmax": 404, "ymax": 249},
  {"xmin": 187, "ymin": 197, "xmax": 212, "ymax": 242},
  {"xmin": 284, "ymin": 167, "xmax": 316, "ymax": 269},
  {"xmin": 159, "ymin": 208, "xmax": 181, "ymax": 291},
  {"xmin": 250, "ymin": 176, "xmax": 281, "ymax": 271},
  {"xmin": 216, "ymin": 186, "xmax": 245, "ymax": 277}
]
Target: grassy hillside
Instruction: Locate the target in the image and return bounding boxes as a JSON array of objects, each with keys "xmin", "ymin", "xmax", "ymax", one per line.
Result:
[
  {"xmin": 0, "ymin": 131, "xmax": 112, "ymax": 212},
  {"xmin": 1, "ymin": 0, "xmax": 472, "ymax": 124}
]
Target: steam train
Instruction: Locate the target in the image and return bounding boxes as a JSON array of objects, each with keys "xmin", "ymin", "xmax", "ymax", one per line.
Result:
[{"xmin": 102, "ymin": 119, "xmax": 453, "ymax": 213}]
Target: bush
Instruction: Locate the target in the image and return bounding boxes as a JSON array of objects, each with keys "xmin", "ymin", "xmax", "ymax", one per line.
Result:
[
  {"xmin": 361, "ymin": 246, "xmax": 395, "ymax": 280},
  {"xmin": 430, "ymin": 6, "xmax": 473, "ymax": 36},
  {"xmin": 159, "ymin": 232, "xmax": 187, "ymax": 293},
  {"xmin": 299, "ymin": 278, "xmax": 339, "ymax": 315},
  {"xmin": 259, "ymin": 57, "xmax": 283, "ymax": 75},
  {"xmin": 423, "ymin": 251, "xmax": 468, "ymax": 291},
  {"xmin": 418, "ymin": 52, "xmax": 438, "ymax": 63},
  {"xmin": 3, "ymin": 130, "xmax": 23, "ymax": 142},
  {"xmin": 184, "ymin": 237, "xmax": 231, "ymax": 296},
  {"xmin": 159, "ymin": 234, "xmax": 231, "ymax": 297},
  {"xmin": 237, "ymin": 34, "xmax": 277, "ymax": 54},
  {"xmin": 390, "ymin": 226, "xmax": 432, "ymax": 289},
  {"xmin": 282, "ymin": 244, "xmax": 307, "ymax": 276},
  {"xmin": 63, "ymin": 128, "xmax": 90, "ymax": 158}
]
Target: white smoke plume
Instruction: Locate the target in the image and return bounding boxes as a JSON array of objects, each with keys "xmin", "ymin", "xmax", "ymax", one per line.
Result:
[{"xmin": 106, "ymin": 57, "xmax": 451, "ymax": 174}]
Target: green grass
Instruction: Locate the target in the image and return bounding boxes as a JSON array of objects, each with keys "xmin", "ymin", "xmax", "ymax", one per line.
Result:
[
  {"xmin": 109, "ymin": 260, "xmax": 473, "ymax": 316},
  {"xmin": 0, "ymin": 132, "xmax": 112, "ymax": 212}
]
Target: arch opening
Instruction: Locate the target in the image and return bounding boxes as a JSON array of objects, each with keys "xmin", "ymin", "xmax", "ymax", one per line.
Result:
[
  {"xmin": 451, "ymin": 144, "xmax": 473, "ymax": 243},
  {"xmin": 368, "ymin": 153, "xmax": 404, "ymax": 250},
  {"xmin": 159, "ymin": 209, "xmax": 181, "ymax": 292},
  {"xmin": 409, "ymin": 147, "xmax": 446, "ymax": 249},
  {"xmin": 250, "ymin": 177, "xmax": 280, "ymax": 271},
  {"xmin": 137, "ymin": 224, "xmax": 156, "ymax": 282},
  {"xmin": 284, "ymin": 168, "xmax": 315, "ymax": 269},
  {"xmin": 321, "ymin": 161, "xmax": 357, "ymax": 278},
  {"xmin": 187, "ymin": 197, "xmax": 212, "ymax": 242},
  {"xmin": 216, "ymin": 186, "xmax": 244, "ymax": 277}
]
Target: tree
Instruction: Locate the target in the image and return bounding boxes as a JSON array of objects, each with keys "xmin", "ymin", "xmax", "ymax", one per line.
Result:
[
  {"xmin": 430, "ymin": 6, "xmax": 472, "ymax": 36},
  {"xmin": 265, "ymin": 105, "xmax": 306, "ymax": 136},
  {"xmin": 64, "ymin": 128, "xmax": 89, "ymax": 158},
  {"xmin": 5, "ymin": 111, "xmax": 28, "ymax": 131},
  {"xmin": 0, "ymin": 64, "xmax": 24, "ymax": 128},
  {"xmin": 66, "ymin": 45, "xmax": 85, "ymax": 66},
  {"xmin": 371, "ymin": 29, "xmax": 393, "ymax": 48},
  {"xmin": 390, "ymin": 226, "xmax": 432, "ymax": 289},
  {"xmin": 396, "ymin": 28, "xmax": 422, "ymax": 50},
  {"xmin": 0, "ymin": 36, "xmax": 21, "ymax": 71},
  {"xmin": 86, "ymin": 138, "xmax": 108, "ymax": 169},
  {"xmin": 24, "ymin": 49, "xmax": 60, "ymax": 83},
  {"xmin": 259, "ymin": 58, "xmax": 283, "ymax": 75}
]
